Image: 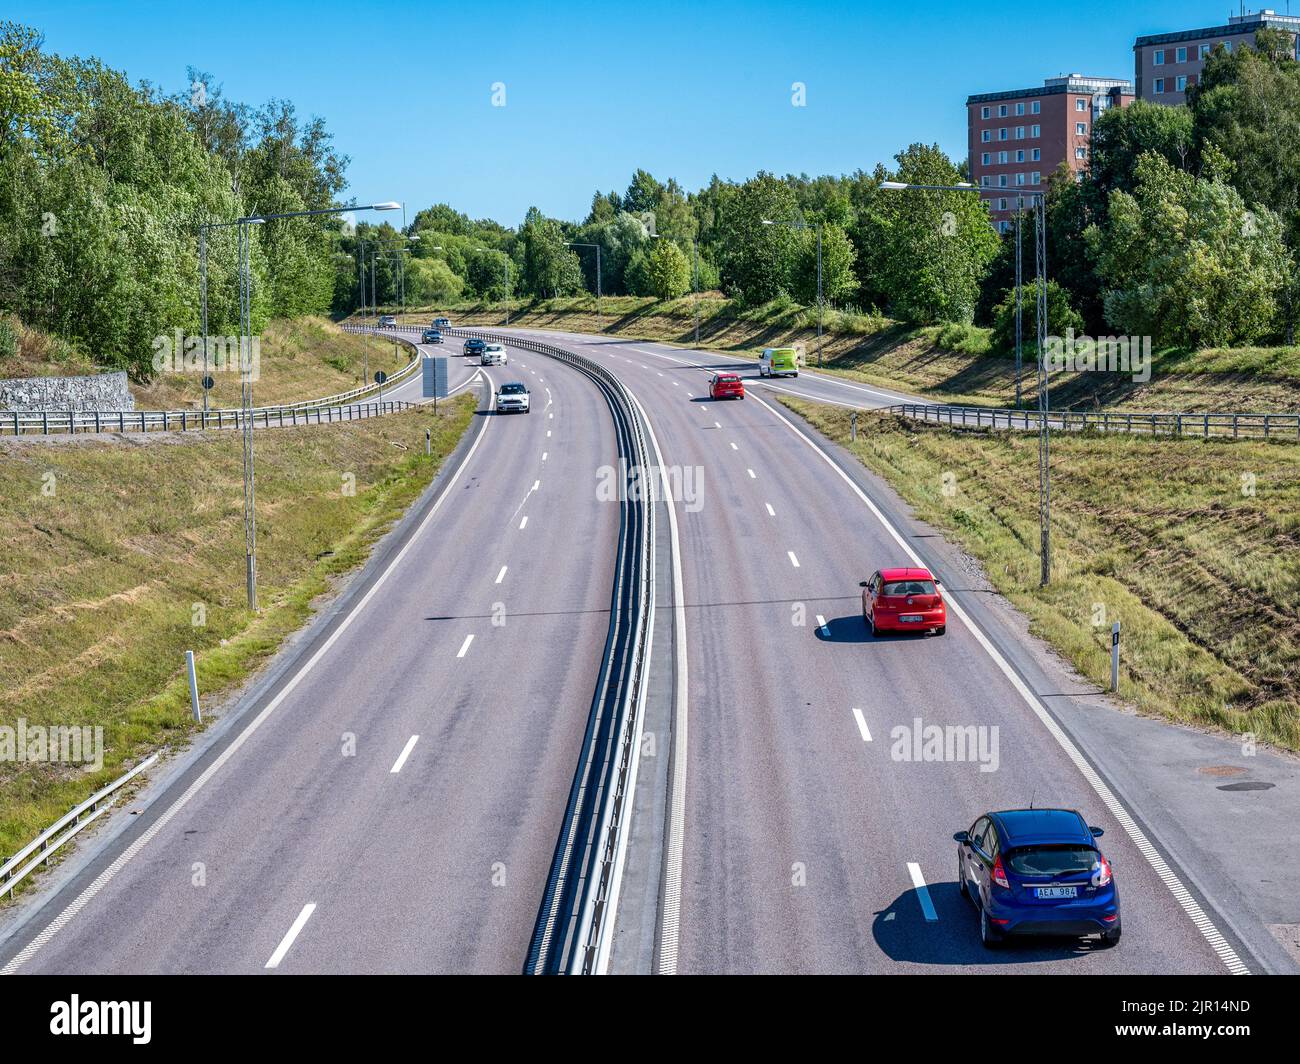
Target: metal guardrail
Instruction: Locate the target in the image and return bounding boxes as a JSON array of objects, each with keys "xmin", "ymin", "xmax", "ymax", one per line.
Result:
[
  {"xmin": 407, "ymin": 324, "xmax": 655, "ymax": 976},
  {"xmin": 880, "ymin": 402, "xmax": 1300, "ymax": 442},
  {"xmin": 1, "ymin": 752, "xmax": 160, "ymax": 899},
  {"xmin": 2, "ymin": 330, "xmax": 423, "ymax": 436}
]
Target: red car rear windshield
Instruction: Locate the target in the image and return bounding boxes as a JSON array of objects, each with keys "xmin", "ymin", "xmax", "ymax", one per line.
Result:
[{"xmin": 881, "ymin": 580, "xmax": 936, "ymax": 596}]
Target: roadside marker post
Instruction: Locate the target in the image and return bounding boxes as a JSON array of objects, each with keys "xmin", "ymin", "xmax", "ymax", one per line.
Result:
[
  {"xmin": 851, "ymin": 411, "xmax": 858, "ymax": 441},
  {"xmin": 426, "ymin": 428, "xmax": 431, "ymax": 456},
  {"xmin": 185, "ymin": 650, "xmax": 202, "ymax": 723},
  {"xmin": 1111, "ymin": 621, "xmax": 1120, "ymax": 693}
]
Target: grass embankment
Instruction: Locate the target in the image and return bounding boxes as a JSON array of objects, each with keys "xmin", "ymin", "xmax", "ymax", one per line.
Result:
[
  {"xmin": 383, "ymin": 296, "xmax": 1300, "ymax": 413},
  {"xmin": 132, "ymin": 316, "xmax": 410, "ymax": 410},
  {"xmin": 0, "ymin": 314, "xmax": 97, "ymax": 379},
  {"xmin": 0, "ymin": 393, "xmax": 477, "ymax": 872},
  {"xmin": 784, "ymin": 397, "xmax": 1300, "ymax": 751}
]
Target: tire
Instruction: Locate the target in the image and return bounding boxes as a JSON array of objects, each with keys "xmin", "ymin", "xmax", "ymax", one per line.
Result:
[
  {"xmin": 869, "ymin": 613, "xmax": 880, "ymax": 638},
  {"xmin": 980, "ymin": 907, "xmax": 1002, "ymax": 949},
  {"xmin": 958, "ymin": 856, "xmax": 970, "ymax": 900},
  {"xmin": 935, "ymin": 626, "xmax": 946, "ymax": 636},
  {"xmin": 1100, "ymin": 926, "xmax": 1121, "ymax": 947}
]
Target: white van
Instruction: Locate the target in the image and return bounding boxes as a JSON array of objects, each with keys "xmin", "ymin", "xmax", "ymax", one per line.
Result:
[{"xmin": 481, "ymin": 343, "xmax": 508, "ymax": 366}]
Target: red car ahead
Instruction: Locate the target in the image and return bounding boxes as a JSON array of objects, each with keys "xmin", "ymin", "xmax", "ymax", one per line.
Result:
[
  {"xmin": 709, "ymin": 372, "xmax": 744, "ymax": 400},
  {"xmin": 861, "ymin": 566, "xmax": 946, "ymax": 636}
]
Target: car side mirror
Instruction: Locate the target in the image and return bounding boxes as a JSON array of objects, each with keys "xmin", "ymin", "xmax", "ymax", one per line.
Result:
[
  {"xmin": 953, "ymin": 831, "xmax": 969, "ymax": 844},
  {"xmin": 859, "ymin": 581, "xmax": 869, "ymax": 588},
  {"xmin": 1090, "ymin": 826, "xmax": 1104, "ymax": 838}
]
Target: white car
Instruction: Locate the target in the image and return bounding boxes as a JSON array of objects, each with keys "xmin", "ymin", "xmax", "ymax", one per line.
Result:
[
  {"xmin": 480, "ymin": 343, "xmax": 508, "ymax": 366},
  {"xmin": 378, "ymin": 315, "xmax": 397, "ymax": 328},
  {"xmin": 495, "ymin": 382, "xmax": 531, "ymax": 414}
]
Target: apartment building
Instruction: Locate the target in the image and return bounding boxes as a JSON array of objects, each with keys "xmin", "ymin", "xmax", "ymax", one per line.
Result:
[
  {"xmin": 1134, "ymin": 8, "xmax": 1300, "ymax": 104},
  {"xmin": 967, "ymin": 75, "xmax": 1133, "ymax": 231}
]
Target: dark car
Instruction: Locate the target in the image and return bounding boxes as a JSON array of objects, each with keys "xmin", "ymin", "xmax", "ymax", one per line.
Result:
[
  {"xmin": 955, "ymin": 808, "xmax": 1120, "ymax": 948},
  {"xmin": 463, "ymin": 338, "xmax": 486, "ymax": 357},
  {"xmin": 378, "ymin": 315, "xmax": 397, "ymax": 328},
  {"xmin": 421, "ymin": 328, "xmax": 443, "ymax": 344}
]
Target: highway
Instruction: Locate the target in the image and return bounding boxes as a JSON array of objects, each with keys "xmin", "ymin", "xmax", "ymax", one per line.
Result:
[
  {"xmin": 499, "ymin": 326, "xmax": 1293, "ymax": 975},
  {"xmin": 3, "ymin": 325, "xmax": 1294, "ymax": 975},
  {"xmin": 0, "ymin": 338, "xmax": 619, "ymax": 974}
]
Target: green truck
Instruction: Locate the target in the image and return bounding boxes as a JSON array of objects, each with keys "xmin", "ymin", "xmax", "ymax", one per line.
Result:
[{"xmin": 758, "ymin": 347, "xmax": 799, "ymax": 378}]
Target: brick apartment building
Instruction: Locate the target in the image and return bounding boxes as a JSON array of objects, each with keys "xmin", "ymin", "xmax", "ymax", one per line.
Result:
[
  {"xmin": 1134, "ymin": 8, "xmax": 1300, "ymax": 104},
  {"xmin": 967, "ymin": 75, "xmax": 1133, "ymax": 231}
]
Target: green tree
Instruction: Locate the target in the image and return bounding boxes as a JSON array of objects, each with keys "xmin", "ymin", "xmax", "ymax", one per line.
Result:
[
  {"xmin": 520, "ymin": 206, "xmax": 583, "ymax": 298},
  {"xmin": 790, "ymin": 224, "xmax": 858, "ymax": 306},
  {"xmin": 716, "ymin": 172, "xmax": 798, "ymax": 304},
  {"xmin": 990, "ymin": 278, "xmax": 1084, "ymax": 353},
  {"xmin": 1089, "ymin": 100, "xmax": 1194, "ymax": 197},
  {"xmin": 647, "ymin": 239, "xmax": 691, "ymax": 300}
]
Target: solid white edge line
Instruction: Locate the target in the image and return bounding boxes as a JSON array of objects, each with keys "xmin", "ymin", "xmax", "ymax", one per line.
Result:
[
  {"xmin": 264, "ymin": 903, "xmax": 317, "ymax": 969},
  {"xmin": 851, "ymin": 708, "xmax": 872, "ymax": 742},
  {"xmin": 748, "ymin": 390, "xmax": 1249, "ymax": 975},
  {"xmin": 389, "ymin": 735, "xmax": 420, "ymax": 774},
  {"xmin": 907, "ymin": 863, "xmax": 939, "ymax": 922},
  {"xmin": 1, "ymin": 380, "xmax": 497, "ymax": 975}
]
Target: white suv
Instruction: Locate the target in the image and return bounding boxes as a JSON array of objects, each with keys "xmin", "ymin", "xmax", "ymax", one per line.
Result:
[
  {"xmin": 495, "ymin": 382, "xmax": 530, "ymax": 414},
  {"xmin": 480, "ymin": 343, "xmax": 508, "ymax": 366}
]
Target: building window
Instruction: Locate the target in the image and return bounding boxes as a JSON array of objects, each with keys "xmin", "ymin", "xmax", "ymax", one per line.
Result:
[
  {"xmin": 1031, "ymin": 171, "xmax": 1041, "ymax": 185},
  {"xmin": 1016, "ymin": 149, "xmax": 1025, "ymax": 162},
  {"xmin": 1154, "ymin": 78, "xmax": 1165, "ymax": 94},
  {"xmin": 981, "ymin": 175, "xmax": 991, "ymax": 187},
  {"xmin": 998, "ymin": 174, "xmax": 1008, "ymax": 187},
  {"xmin": 1031, "ymin": 100, "xmax": 1040, "ymax": 113},
  {"xmin": 1076, "ymin": 122, "xmax": 1087, "ymax": 135},
  {"xmin": 1015, "ymin": 102, "xmax": 1025, "ymax": 115},
  {"xmin": 1031, "ymin": 148, "xmax": 1041, "ymax": 161},
  {"xmin": 1076, "ymin": 98, "xmax": 1087, "ymax": 111},
  {"xmin": 982, "ymin": 129, "xmax": 991, "ymax": 143},
  {"xmin": 1015, "ymin": 173, "xmax": 1026, "ymax": 186},
  {"xmin": 1031, "ymin": 124, "xmax": 1040, "ymax": 137},
  {"xmin": 981, "ymin": 106, "xmax": 991, "ymax": 118},
  {"xmin": 999, "ymin": 127, "xmax": 1008, "ymax": 140},
  {"xmin": 1199, "ymin": 44, "xmax": 1211, "ymax": 59},
  {"xmin": 1176, "ymin": 46, "xmax": 1187, "ymax": 63},
  {"xmin": 1075, "ymin": 147, "xmax": 1087, "ymax": 159},
  {"xmin": 998, "ymin": 104, "xmax": 1008, "ymax": 117},
  {"xmin": 998, "ymin": 150, "xmax": 1008, "ymax": 163},
  {"xmin": 1015, "ymin": 125, "xmax": 1025, "ymax": 139},
  {"xmin": 1154, "ymin": 49, "xmax": 1165, "ymax": 64},
  {"xmin": 981, "ymin": 152, "xmax": 991, "ymax": 165},
  {"xmin": 1224, "ymin": 40, "xmax": 1232, "ymax": 52},
  {"xmin": 998, "ymin": 198, "xmax": 1008, "ymax": 210},
  {"xmin": 1176, "ymin": 75, "xmax": 1187, "ymax": 92}
]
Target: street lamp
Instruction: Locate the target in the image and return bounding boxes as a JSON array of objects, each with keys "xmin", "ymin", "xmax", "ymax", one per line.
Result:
[
  {"xmin": 880, "ymin": 180, "xmax": 1051, "ymax": 586},
  {"xmin": 233, "ymin": 200, "xmax": 399, "ymax": 609},
  {"xmin": 564, "ymin": 241, "xmax": 602, "ymax": 331},
  {"xmin": 763, "ymin": 218, "xmax": 823, "ymax": 367},
  {"xmin": 196, "ymin": 218, "xmax": 250, "ymax": 415}
]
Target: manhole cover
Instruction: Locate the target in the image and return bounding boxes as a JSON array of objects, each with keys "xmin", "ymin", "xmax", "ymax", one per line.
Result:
[
  {"xmin": 1198, "ymin": 765, "xmax": 1247, "ymax": 777},
  {"xmin": 1216, "ymin": 781, "xmax": 1274, "ymax": 792}
]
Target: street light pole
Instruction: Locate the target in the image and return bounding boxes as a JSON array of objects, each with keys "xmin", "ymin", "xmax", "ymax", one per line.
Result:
[
  {"xmin": 199, "ymin": 227, "xmax": 209, "ymax": 414},
  {"xmin": 693, "ymin": 237, "xmax": 700, "ymax": 347},
  {"xmin": 880, "ymin": 180, "xmax": 1051, "ymax": 585},
  {"xmin": 233, "ymin": 200, "xmax": 400, "ymax": 610}
]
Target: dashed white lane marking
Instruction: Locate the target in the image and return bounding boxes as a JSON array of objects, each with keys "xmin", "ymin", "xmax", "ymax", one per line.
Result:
[
  {"xmin": 548, "ymin": 413, "xmax": 553, "ymax": 419},
  {"xmin": 747, "ymin": 469, "xmax": 756, "ymax": 479},
  {"xmin": 816, "ymin": 614, "xmax": 829, "ymax": 635},
  {"xmin": 686, "ymin": 392, "xmax": 694, "ymax": 398},
  {"xmin": 729, "ymin": 442, "xmax": 738, "ymax": 450},
  {"xmin": 495, "ymin": 565, "xmax": 508, "ymax": 584},
  {"xmin": 788, "ymin": 551, "xmax": 800, "ymax": 568},
  {"xmin": 748, "ymin": 390, "xmax": 1249, "ymax": 974},
  {"xmin": 542, "ymin": 452, "xmax": 548, "ymax": 461},
  {"xmin": 547, "ymin": 430, "xmax": 551, "ymax": 437},
  {"xmin": 390, "ymin": 735, "xmax": 420, "ymax": 774},
  {"xmin": 713, "ymin": 421, "xmax": 721, "ymax": 429},
  {"xmin": 519, "ymin": 516, "xmax": 528, "ymax": 529},
  {"xmin": 456, "ymin": 634, "xmax": 474, "ymax": 658},
  {"xmin": 851, "ymin": 708, "xmax": 872, "ymax": 742},
  {"xmin": 908, "ymin": 864, "xmax": 939, "ymax": 922},
  {"xmin": 765, "ymin": 503, "xmax": 776, "ymax": 516},
  {"xmin": 533, "ymin": 479, "xmax": 540, "ymax": 490},
  {"xmin": 265, "ymin": 904, "xmax": 317, "ymax": 969}
]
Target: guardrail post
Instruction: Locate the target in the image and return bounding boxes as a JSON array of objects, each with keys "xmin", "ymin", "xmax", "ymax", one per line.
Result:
[
  {"xmin": 140, "ymin": 412, "xmax": 146, "ymax": 433},
  {"xmin": 42, "ymin": 411, "xmax": 48, "ymax": 435},
  {"xmin": 1265, "ymin": 415, "xmax": 1270, "ymax": 439}
]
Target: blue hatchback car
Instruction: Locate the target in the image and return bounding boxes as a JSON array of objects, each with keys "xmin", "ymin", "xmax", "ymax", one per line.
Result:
[{"xmin": 954, "ymin": 808, "xmax": 1120, "ymax": 948}]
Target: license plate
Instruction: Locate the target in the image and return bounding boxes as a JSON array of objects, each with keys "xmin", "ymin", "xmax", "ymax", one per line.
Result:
[
  {"xmin": 900, "ymin": 615, "xmax": 923, "ymax": 623},
  {"xmin": 1035, "ymin": 886, "xmax": 1078, "ymax": 899}
]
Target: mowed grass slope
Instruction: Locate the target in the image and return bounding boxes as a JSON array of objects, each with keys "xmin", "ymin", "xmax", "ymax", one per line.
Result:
[
  {"xmin": 390, "ymin": 296, "xmax": 1300, "ymax": 413},
  {"xmin": 131, "ymin": 316, "xmax": 411, "ymax": 410},
  {"xmin": 786, "ymin": 398, "xmax": 1300, "ymax": 751},
  {"xmin": 0, "ymin": 395, "xmax": 476, "ymax": 865}
]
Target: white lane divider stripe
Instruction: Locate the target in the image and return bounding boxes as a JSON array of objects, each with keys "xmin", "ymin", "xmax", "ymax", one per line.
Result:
[
  {"xmin": 519, "ymin": 516, "xmax": 528, "ymax": 529},
  {"xmin": 788, "ymin": 551, "xmax": 800, "ymax": 568},
  {"xmin": 907, "ymin": 864, "xmax": 939, "ymax": 922},
  {"xmin": 747, "ymin": 469, "xmax": 756, "ymax": 479},
  {"xmin": 390, "ymin": 735, "xmax": 420, "ymax": 774},
  {"xmin": 730, "ymin": 442, "xmax": 738, "ymax": 450},
  {"xmin": 495, "ymin": 565, "xmax": 508, "ymax": 584},
  {"xmin": 851, "ymin": 708, "xmax": 872, "ymax": 742},
  {"xmin": 765, "ymin": 503, "xmax": 776, "ymax": 516},
  {"xmin": 265, "ymin": 904, "xmax": 317, "ymax": 969},
  {"xmin": 457, "ymin": 634, "xmax": 474, "ymax": 658}
]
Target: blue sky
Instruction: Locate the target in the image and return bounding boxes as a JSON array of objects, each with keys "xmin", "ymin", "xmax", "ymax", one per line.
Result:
[{"xmin": 12, "ymin": 1, "xmax": 1263, "ymax": 226}]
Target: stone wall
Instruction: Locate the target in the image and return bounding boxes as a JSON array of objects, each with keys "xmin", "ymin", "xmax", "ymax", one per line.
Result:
[{"xmin": 0, "ymin": 371, "xmax": 135, "ymax": 412}]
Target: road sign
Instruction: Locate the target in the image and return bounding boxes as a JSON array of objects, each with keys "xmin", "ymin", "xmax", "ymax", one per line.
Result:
[
  {"xmin": 423, "ymin": 356, "xmax": 449, "ymax": 399},
  {"xmin": 374, "ymin": 370, "xmax": 387, "ymax": 385},
  {"xmin": 201, "ymin": 375, "xmax": 215, "ymax": 390}
]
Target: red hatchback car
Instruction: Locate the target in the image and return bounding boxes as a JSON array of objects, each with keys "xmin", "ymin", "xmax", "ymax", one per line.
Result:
[
  {"xmin": 709, "ymin": 372, "xmax": 744, "ymax": 400},
  {"xmin": 861, "ymin": 566, "xmax": 947, "ymax": 636}
]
